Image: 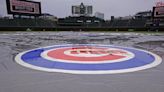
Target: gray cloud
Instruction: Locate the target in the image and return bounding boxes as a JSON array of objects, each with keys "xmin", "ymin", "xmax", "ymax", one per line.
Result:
[{"xmin": 0, "ymin": 0, "xmax": 158, "ymax": 19}]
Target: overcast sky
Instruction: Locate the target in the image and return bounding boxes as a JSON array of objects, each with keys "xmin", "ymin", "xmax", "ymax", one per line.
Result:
[{"xmin": 0, "ymin": 0, "xmax": 161, "ymax": 19}]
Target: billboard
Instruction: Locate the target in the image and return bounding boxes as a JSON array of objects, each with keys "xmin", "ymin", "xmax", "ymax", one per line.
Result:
[
  {"xmin": 6, "ymin": 0, "xmax": 41, "ymax": 16},
  {"xmin": 153, "ymin": 6, "xmax": 164, "ymax": 18}
]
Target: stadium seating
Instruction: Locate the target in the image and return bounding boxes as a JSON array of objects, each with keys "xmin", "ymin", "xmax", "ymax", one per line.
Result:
[
  {"xmin": 0, "ymin": 18, "xmax": 56, "ymax": 28},
  {"xmin": 1, "ymin": 17, "xmax": 162, "ymax": 31},
  {"xmin": 0, "ymin": 19, "xmax": 18, "ymax": 27},
  {"xmin": 16, "ymin": 19, "xmax": 36, "ymax": 27},
  {"xmin": 110, "ymin": 19, "xmax": 129, "ymax": 27},
  {"xmin": 128, "ymin": 19, "xmax": 147, "ymax": 28}
]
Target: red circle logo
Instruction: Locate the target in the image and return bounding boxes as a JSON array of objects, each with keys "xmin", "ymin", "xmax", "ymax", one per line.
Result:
[{"xmin": 41, "ymin": 46, "xmax": 134, "ymax": 64}]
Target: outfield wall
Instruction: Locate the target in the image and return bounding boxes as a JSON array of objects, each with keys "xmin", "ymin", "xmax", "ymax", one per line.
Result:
[{"xmin": 0, "ymin": 26, "xmax": 163, "ymax": 31}]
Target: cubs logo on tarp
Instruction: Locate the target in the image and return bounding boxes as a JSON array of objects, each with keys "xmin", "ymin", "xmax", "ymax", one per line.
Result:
[{"xmin": 15, "ymin": 44, "xmax": 162, "ymax": 74}]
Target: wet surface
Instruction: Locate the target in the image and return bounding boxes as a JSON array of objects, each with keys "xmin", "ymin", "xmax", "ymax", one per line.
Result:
[{"xmin": 0, "ymin": 31, "xmax": 164, "ymax": 92}]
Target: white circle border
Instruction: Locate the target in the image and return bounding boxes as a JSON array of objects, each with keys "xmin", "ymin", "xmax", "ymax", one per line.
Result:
[{"xmin": 15, "ymin": 44, "xmax": 162, "ymax": 74}]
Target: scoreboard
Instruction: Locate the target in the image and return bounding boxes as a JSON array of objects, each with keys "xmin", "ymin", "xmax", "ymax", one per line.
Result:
[
  {"xmin": 6, "ymin": 0, "xmax": 41, "ymax": 16},
  {"xmin": 72, "ymin": 3, "xmax": 92, "ymax": 16}
]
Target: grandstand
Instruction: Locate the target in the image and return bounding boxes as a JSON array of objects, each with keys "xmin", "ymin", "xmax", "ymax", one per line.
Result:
[
  {"xmin": 0, "ymin": 18, "xmax": 56, "ymax": 31},
  {"xmin": 0, "ymin": 16, "xmax": 163, "ymax": 31}
]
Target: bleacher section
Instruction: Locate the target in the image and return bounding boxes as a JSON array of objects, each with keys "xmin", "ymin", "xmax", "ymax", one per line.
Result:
[
  {"xmin": 57, "ymin": 16, "xmax": 148, "ymax": 28},
  {"xmin": 110, "ymin": 20, "xmax": 130, "ymax": 28},
  {"xmin": 0, "ymin": 18, "xmax": 56, "ymax": 28},
  {"xmin": 0, "ymin": 19, "xmax": 18, "ymax": 27},
  {"xmin": 16, "ymin": 19, "xmax": 36, "ymax": 27},
  {"xmin": 0, "ymin": 17, "xmax": 163, "ymax": 31},
  {"xmin": 58, "ymin": 16, "xmax": 105, "ymax": 27},
  {"xmin": 128, "ymin": 19, "xmax": 147, "ymax": 28}
]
